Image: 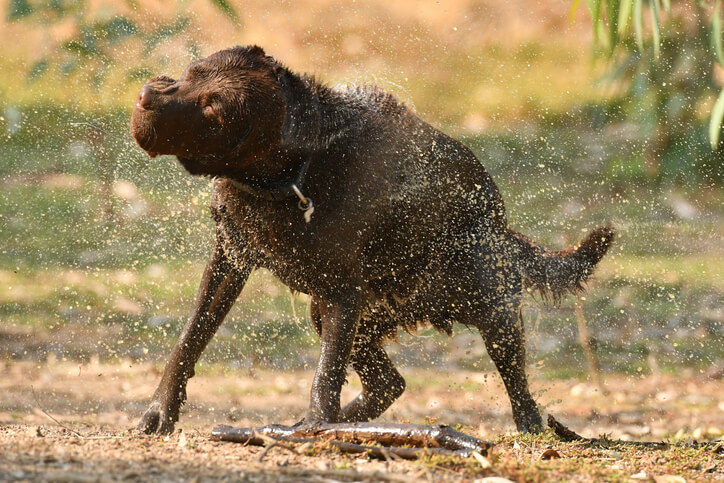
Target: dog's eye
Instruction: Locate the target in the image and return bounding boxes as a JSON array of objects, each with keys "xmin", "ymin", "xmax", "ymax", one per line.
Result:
[
  {"xmin": 203, "ymin": 104, "xmax": 217, "ymax": 118},
  {"xmin": 202, "ymin": 100, "xmax": 223, "ymax": 124}
]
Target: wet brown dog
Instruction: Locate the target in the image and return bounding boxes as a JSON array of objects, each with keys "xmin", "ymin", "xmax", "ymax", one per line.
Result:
[{"xmin": 130, "ymin": 45, "xmax": 614, "ymax": 435}]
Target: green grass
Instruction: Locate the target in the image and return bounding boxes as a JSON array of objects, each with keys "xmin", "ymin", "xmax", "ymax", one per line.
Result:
[{"xmin": 0, "ymin": 104, "xmax": 721, "ymax": 376}]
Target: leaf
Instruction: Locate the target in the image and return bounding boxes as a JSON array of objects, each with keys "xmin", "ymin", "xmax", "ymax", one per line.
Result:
[
  {"xmin": 540, "ymin": 448, "xmax": 562, "ymax": 460},
  {"xmin": 60, "ymin": 59, "xmax": 79, "ymax": 76},
  {"xmin": 64, "ymin": 34, "xmax": 100, "ymax": 58},
  {"xmin": 708, "ymin": 89, "xmax": 724, "ymax": 149},
  {"xmin": 102, "ymin": 17, "xmax": 139, "ymax": 43},
  {"xmin": 570, "ymin": 0, "xmax": 583, "ymax": 23},
  {"xmin": 144, "ymin": 16, "xmax": 190, "ymax": 54},
  {"xmin": 660, "ymin": 0, "xmax": 670, "ymax": 13},
  {"xmin": 586, "ymin": 0, "xmax": 603, "ymax": 44},
  {"xmin": 607, "ymin": 0, "xmax": 620, "ymax": 52},
  {"xmin": 651, "ymin": 0, "xmax": 661, "ymax": 59},
  {"xmin": 209, "ymin": 0, "xmax": 239, "ymax": 21},
  {"xmin": 712, "ymin": 0, "xmax": 724, "ymax": 66},
  {"xmin": 634, "ymin": 0, "xmax": 644, "ymax": 51},
  {"xmin": 90, "ymin": 64, "xmax": 109, "ymax": 90},
  {"xmin": 618, "ymin": 0, "xmax": 633, "ymax": 36},
  {"xmin": 7, "ymin": 0, "xmax": 32, "ymax": 20},
  {"xmin": 652, "ymin": 476, "xmax": 686, "ymax": 483},
  {"xmin": 186, "ymin": 40, "xmax": 202, "ymax": 61},
  {"xmin": 126, "ymin": 67, "xmax": 154, "ymax": 82},
  {"xmin": 27, "ymin": 59, "xmax": 48, "ymax": 82},
  {"xmin": 471, "ymin": 450, "xmax": 492, "ymax": 468}
]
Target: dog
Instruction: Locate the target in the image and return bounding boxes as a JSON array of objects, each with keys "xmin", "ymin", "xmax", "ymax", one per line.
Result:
[{"xmin": 130, "ymin": 45, "xmax": 614, "ymax": 435}]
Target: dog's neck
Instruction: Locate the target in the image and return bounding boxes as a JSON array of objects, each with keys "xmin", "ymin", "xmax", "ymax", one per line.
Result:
[
  {"xmin": 277, "ymin": 68, "xmax": 359, "ymax": 153},
  {"xmin": 203, "ymin": 69, "xmax": 346, "ymax": 188}
]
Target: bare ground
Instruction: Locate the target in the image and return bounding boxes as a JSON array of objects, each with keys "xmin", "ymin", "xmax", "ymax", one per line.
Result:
[{"xmin": 1, "ymin": 359, "xmax": 722, "ymax": 481}]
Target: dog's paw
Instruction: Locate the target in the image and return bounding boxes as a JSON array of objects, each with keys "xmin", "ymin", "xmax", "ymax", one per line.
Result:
[
  {"xmin": 514, "ymin": 411, "xmax": 544, "ymax": 434},
  {"xmin": 137, "ymin": 401, "xmax": 177, "ymax": 435},
  {"xmin": 290, "ymin": 416, "xmax": 328, "ymax": 433}
]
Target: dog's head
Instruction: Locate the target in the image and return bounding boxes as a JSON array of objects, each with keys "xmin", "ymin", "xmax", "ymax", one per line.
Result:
[{"xmin": 130, "ymin": 45, "xmax": 286, "ymax": 176}]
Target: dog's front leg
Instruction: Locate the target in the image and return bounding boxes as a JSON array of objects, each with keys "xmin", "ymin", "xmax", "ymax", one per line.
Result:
[
  {"xmin": 307, "ymin": 295, "xmax": 361, "ymax": 422},
  {"xmin": 137, "ymin": 240, "xmax": 252, "ymax": 434}
]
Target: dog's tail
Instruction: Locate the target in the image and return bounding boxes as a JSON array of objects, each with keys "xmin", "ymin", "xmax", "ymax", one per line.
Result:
[{"xmin": 507, "ymin": 226, "xmax": 615, "ymax": 301}]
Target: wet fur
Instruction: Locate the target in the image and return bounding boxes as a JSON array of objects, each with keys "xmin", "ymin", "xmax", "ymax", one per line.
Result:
[{"xmin": 130, "ymin": 45, "xmax": 614, "ymax": 434}]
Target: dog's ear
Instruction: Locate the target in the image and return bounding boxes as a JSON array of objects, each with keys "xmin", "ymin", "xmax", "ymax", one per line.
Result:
[{"xmin": 248, "ymin": 45, "xmax": 266, "ymax": 57}]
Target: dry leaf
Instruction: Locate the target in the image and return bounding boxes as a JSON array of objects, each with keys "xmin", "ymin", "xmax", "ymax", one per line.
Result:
[
  {"xmin": 540, "ymin": 448, "xmax": 562, "ymax": 460},
  {"xmin": 471, "ymin": 450, "xmax": 492, "ymax": 469},
  {"xmin": 653, "ymin": 476, "xmax": 686, "ymax": 483},
  {"xmin": 177, "ymin": 430, "xmax": 187, "ymax": 449},
  {"xmin": 296, "ymin": 442, "xmax": 313, "ymax": 454}
]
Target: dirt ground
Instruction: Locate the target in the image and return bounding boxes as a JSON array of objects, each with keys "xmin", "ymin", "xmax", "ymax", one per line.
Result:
[{"xmin": 0, "ymin": 359, "xmax": 722, "ymax": 482}]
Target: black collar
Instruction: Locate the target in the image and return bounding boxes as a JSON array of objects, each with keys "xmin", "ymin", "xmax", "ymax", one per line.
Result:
[{"xmin": 229, "ymin": 153, "xmax": 312, "ymax": 202}]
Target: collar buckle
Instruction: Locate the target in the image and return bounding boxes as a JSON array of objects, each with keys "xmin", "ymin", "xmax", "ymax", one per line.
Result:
[{"xmin": 230, "ymin": 153, "xmax": 315, "ymax": 223}]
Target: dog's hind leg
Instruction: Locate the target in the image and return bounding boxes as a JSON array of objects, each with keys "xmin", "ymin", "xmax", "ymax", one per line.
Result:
[
  {"xmin": 463, "ymin": 241, "xmax": 542, "ymax": 433},
  {"xmin": 473, "ymin": 293, "xmax": 542, "ymax": 433}
]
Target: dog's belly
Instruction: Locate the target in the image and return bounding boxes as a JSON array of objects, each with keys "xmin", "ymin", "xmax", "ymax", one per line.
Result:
[
  {"xmin": 360, "ymin": 272, "xmax": 481, "ymax": 338},
  {"xmin": 360, "ymin": 235, "xmax": 502, "ymax": 338}
]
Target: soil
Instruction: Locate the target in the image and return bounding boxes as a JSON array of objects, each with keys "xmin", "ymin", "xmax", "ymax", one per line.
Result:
[{"xmin": 1, "ymin": 359, "xmax": 722, "ymax": 481}]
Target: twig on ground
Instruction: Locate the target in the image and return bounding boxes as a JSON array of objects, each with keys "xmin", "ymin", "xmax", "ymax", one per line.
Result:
[
  {"xmin": 256, "ymin": 440, "xmax": 300, "ymax": 463},
  {"xmin": 575, "ymin": 297, "xmax": 606, "ymax": 394},
  {"xmin": 31, "ymin": 386, "xmax": 83, "ymax": 438},
  {"xmin": 255, "ymin": 429, "xmax": 300, "ymax": 463},
  {"xmin": 548, "ymin": 414, "xmax": 722, "ymax": 452},
  {"xmin": 30, "ymin": 386, "xmax": 122, "ymax": 440}
]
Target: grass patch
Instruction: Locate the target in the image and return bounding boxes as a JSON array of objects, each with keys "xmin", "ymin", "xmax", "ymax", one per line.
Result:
[{"xmin": 0, "ymin": 105, "xmax": 721, "ymax": 376}]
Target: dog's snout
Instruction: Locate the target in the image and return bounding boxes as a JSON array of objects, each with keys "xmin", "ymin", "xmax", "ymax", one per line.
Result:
[{"xmin": 137, "ymin": 84, "xmax": 155, "ymax": 110}]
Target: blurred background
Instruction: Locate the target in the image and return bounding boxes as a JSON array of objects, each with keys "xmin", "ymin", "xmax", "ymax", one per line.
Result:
[{"xmin": 0, "ymin": 0, "xmax": 722, "ymax": 437}]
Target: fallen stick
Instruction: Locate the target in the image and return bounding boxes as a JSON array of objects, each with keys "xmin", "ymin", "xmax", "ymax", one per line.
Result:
[
  {"xmin": 211, "ymin": 422, "xmax": 493, "ymax": 459},
  {"xmin": 547, "ymin": 415, "xmax": 723, "ymax": 452},
  {"xmin": 574, "ymin": 296, "xmax": 606, "ymax": 394}
]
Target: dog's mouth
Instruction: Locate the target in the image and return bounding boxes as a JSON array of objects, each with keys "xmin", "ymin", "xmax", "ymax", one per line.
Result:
[
  {"xmin": 146, "ymin": 150, "xmax": 159, "ymax": 158},
  {"xmin": 130, "ymin": 110, "xmax": 162, "ymax": 158},
  {"xmin": 136, "ymin": 138, "xmax": 160, "ymax": 158}
]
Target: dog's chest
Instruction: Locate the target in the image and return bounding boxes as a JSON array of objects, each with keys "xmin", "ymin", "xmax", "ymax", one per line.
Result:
[{"xmin": 210, "ymin": 179, "xmax": 362, "ymax": 293}]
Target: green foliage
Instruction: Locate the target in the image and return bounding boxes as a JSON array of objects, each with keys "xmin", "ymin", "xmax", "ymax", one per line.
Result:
[
  {"xmin": 7, "ymin": 0, "xmax": 32, "ymax": 20},
  {"xmin": 143, "ymin": 16, "xmax": 191, "ymax": 54},
  {"xmin": 208, "ymin": 0, "xmax": 239, "ymax": 22},
  {"xmin": 577, "ymin": 0, "xmax": 724, "ymax": 184},
  {"xmin": 7, "ymin": 0, "xmax": 238, "ymax": 95},
  {"xmin": 709, "ymin": 88, "xmax": 724, "ymax": 147},
  {"xmin": 27, "ymin": 58, "xmax": 48, "ymax": 81}
]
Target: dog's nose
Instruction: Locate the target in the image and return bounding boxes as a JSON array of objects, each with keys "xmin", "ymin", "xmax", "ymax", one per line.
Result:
[{"xmin": 137, "ymin": 84, "xmax": 155, "ymax": 110}]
